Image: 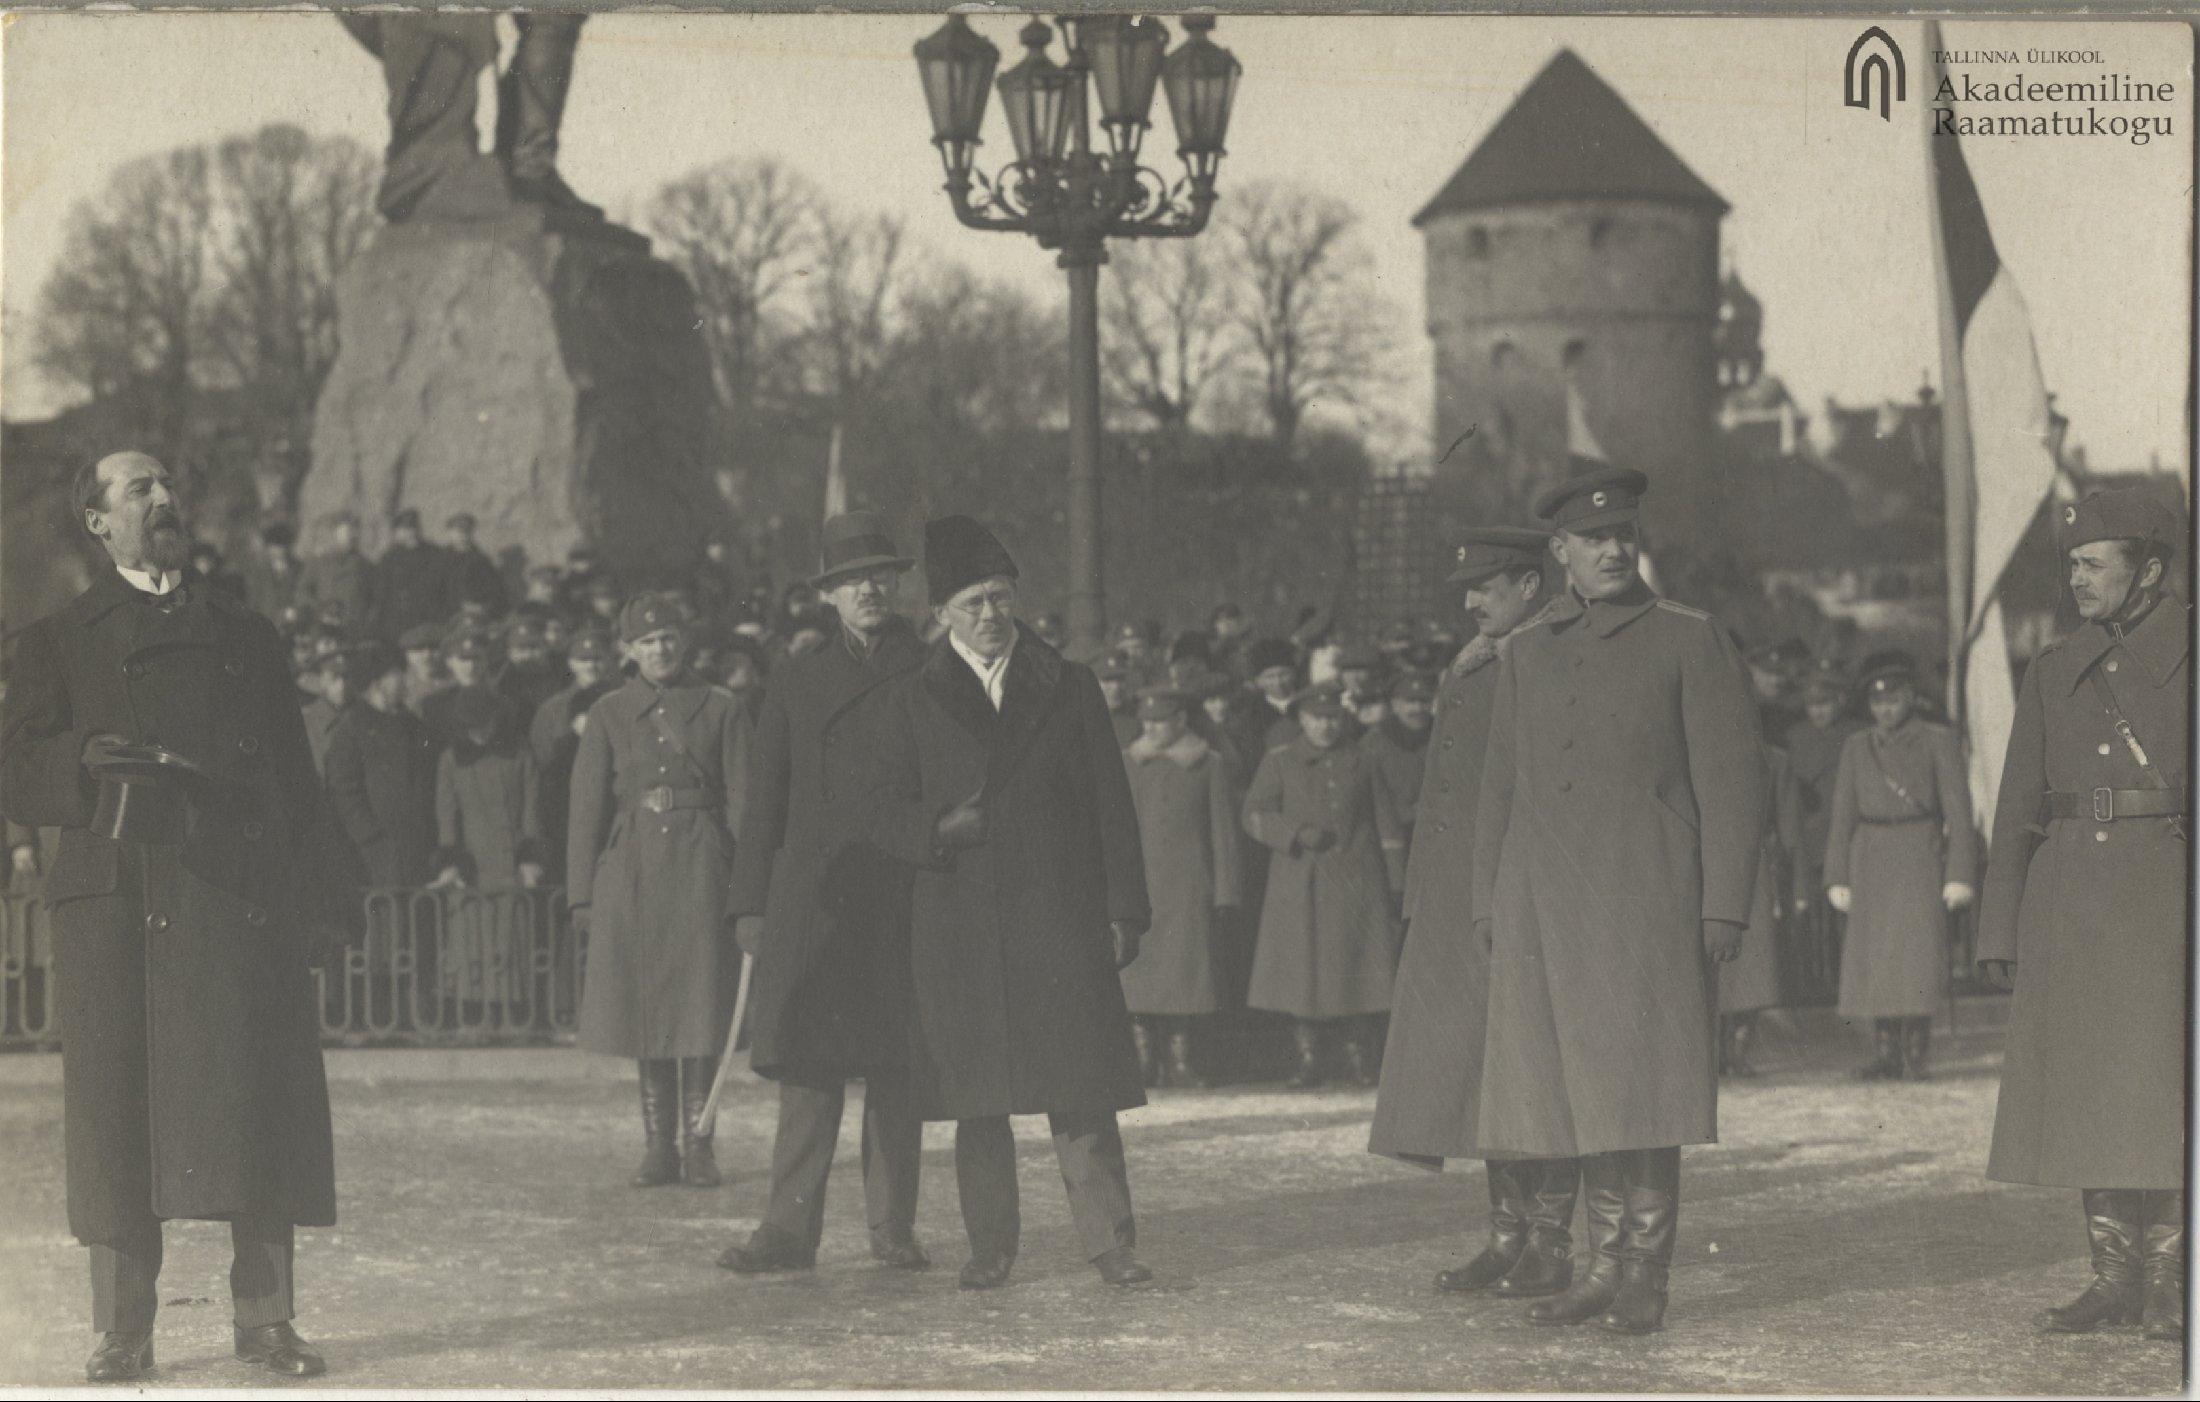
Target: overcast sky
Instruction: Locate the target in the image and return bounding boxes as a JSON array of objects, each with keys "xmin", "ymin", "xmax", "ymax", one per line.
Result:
[{"xmin": 4, "ymin": 13, "xmax": 2190, "ymax": 472}]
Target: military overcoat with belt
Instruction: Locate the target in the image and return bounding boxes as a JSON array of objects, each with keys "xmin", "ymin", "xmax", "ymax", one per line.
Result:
[
  {"xmin": 0, "ymin": 572, "xmax": 348, "ymax": 1244},
  {"xmin": 729, "ymin": 617, "xmax": 925, "ymax": 1089},
  {"xmin": 567, "ymin": 671, "xmax": 749, "ymax": 1059},
  {"xmin": 1979, "ymin": 598, "xmax": 2189, "ymax": 1189},
  {"xmin": 1471, "ymin": 585, "xmax": 1764, "ymax": 1158}
]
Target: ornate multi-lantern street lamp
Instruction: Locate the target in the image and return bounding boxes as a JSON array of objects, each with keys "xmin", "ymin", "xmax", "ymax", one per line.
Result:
[{"xmin": 914, "ymin": 12, "xmax": 1241, "ymax": 657}]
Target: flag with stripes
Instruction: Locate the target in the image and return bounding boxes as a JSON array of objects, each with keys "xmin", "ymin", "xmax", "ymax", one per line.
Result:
[{"xmin": 1922, "ymin": 21, "xmax": 2062, "ymax": 832}]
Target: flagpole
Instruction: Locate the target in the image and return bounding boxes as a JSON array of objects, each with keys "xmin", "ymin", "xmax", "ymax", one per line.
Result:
[{"xmin": 1919, "ymin": 20, "xmax": 1974, "ymax": 731}]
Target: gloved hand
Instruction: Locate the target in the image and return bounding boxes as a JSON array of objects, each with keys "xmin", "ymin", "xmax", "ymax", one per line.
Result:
[
  {"xmin": 1702, "ymin": 918, "xmax": 1745, "ymax": 963},
  {"xmin": 10, "ymin": 846, "xmax": 37, "ymax": 880},
  {"xmin": 733, "ymin": 914, "xmax": 765, "ymax": 958},
  {"xmin": 1978, "ymin": 959, "xmax": 2015, "ymax": 992},
  {"xmin": 518, "ymin": 862, "xmax": 545, "ymax": 890},
  {"xmin": 1296, "ymin": 826, "xmax": 1337, "ymax": 853},
  {"xmin": 934, "ymin": 792, "xmax": 988, "ymax": 851},
  {"xmin": 1111, "ymin": 921, "xmax": 1142, "ymax": 971},
  {"xmin": 1826, "ymin": 885, "xmax": 1852, "ymax": 914},
  {"xmin": 1941, "ymin": 881, "xmax": 1974, "ymax": 911}
]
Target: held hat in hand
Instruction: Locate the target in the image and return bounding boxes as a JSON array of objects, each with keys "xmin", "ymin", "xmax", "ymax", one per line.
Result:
[
  {"xmin": 84, "ymin": 740, "xmax": 208, "ymax": 846},
  {"xmin": 2057, "ymin": 486, "xmax": 2182, "ymax": 555},
  {"xmin": 811, "ymin": 511, "xmax": 915, "ymax": 589},
  {"xmin": 619, "ymin": 591, "xmax": 688, "ymax": 643},
  {"xmin": 1534, "ymin": 465, "xmax": 1649, "ymax": 532},
  {"xmin": 924, "ymin": 515, "xmax": 1018, "ymax": 606}
]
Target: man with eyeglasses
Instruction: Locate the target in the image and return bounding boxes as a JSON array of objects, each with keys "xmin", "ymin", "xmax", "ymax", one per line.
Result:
[{"xmin": 854, "ymin": 515, "xmax": 1154, "ymax": 1291}]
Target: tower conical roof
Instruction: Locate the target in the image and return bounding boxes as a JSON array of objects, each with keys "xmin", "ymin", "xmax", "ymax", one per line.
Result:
[{"xmin": 1413, "ymin": 49, "xmax": 1727, "ymax": 225}]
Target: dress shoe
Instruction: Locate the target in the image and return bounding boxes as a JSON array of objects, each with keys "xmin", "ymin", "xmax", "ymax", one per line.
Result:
[
  {"xmin": 958, "ymin": 1253, "xmax": 1015, "ymax": 1290},
  {"xmin": 85, "ymin": 1330, "xmax": 153, "ymax": 1383},
  {"xmin": 234, "ymin": 1322, "xmax": 326, "ymax": 1378},
  {"xmin": 872, "ymin": 1237, "xmax": 933, "ymax": 1272},
  {"xmin": 717, "ymin": 1229, "xmax": 817, "ymax": 1274},
  {"xmin": 2043, "ymin": 1190, "xmax": 2143, "ymax": 1333},
  {"xmin": 1094, "ymin": 1246, "xmax": 1154, "ymax": 1286},
  {"xmin": 1597, "ymin": 1260, "xmax": 1669, "ymax": 1334}
]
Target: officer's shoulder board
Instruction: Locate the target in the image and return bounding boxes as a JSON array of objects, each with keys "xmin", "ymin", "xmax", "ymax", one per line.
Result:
[{"xmin": 1653, "ymin": 598, "xmax": 1712, "ymax": 622}]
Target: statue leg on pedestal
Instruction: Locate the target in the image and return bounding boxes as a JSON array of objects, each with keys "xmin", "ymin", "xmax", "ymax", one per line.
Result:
[
  {"xmin": 342, "ymin": 13, "xmax": 511, "ymax": 223},
  {"xmin": 500, "ymin": 14, "xmax": 604, "ymax": 223}
]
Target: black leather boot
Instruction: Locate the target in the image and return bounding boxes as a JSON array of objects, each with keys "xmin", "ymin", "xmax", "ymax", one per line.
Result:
[
  {"xmin": 1496, "ymin": 1157, "xmax": 1580, "ymax": 1298},
  {"xmin": 2141, "ymin": 1190, "xmax": 2184, "ymax": 1342},
  {"xmin": 1437, "ymin": 1160, "xmax": 1530, "ymax": 1292},
  {"xmin": 1855, "ymin": 1020, "xmax": 1900, "ymax": 1080},
  {"xmin": 1599, "ymin": 1147, "xmax": 1680, "ymax": 1335},
  {"xmin": 1899, "ymin": 1018, "xmax": 1932, "ymax": 1081},
  {"xmin": 679, "ymin": 1057, "xmax": 722, "ymax": 1187},
  {"xmin": 85, "ymin": 1330, "xmax": 154, "ymax": 1383},
  {"xmin": 2042, "ymin": 1189, "xmax": 2143, "ymax": 1332},
  {"xmin": 1528, "ymin": 1153, "xmax": 1624, "ymax": 1325},
  {"xmin": 632, "ymin": 1059, "xmax": 680, "ymax": 1187},
  {"xmin": 1166, "ymin": 1024, "xmax": 1210, "ymax": 1090},
  {"xmin": 1722, "ymin": 1014, "xmax": 1760, "ymax": 1078},
  {"xmin": 1284, "ymin": 1020, "xmax": 1325, "ymax": 1089},
  {"xmin": 1133, "ymin": 1018, "xmax": 1161, "ymax": 1087}
]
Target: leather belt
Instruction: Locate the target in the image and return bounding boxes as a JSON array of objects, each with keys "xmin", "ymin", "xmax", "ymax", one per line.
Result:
[
  {"xmin": 2042, "ymin": 787, "xmax": 2188, "ymax": 822},
  {"xmin": 632, "ymin": 785, "xmax": 721, "ymax": 816}
]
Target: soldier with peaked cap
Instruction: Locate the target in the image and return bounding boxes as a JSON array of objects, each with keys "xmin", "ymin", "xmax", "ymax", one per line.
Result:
[
  {"xmin": 1472, "ymin": 466, "xmax": 1764, "ymax": 1336},
  {"xmin": 1978, "ymin": 486, "xmax": 2188, "ymax": 1342},
  {"xmin": 850, "ymin": 515, "xmax": 1154, "ymax": 1291},
  {"xmin": 1822, "ymin": 653, "xmax": 1976, "ymax": 1080},
  {"xmin": 1371, "ymin": 527, "xmax": 1578, "ymax": 1300},
  {"xmin": 1364, "ymin": 669, "xmax": 1436, "ymax": 903},
  {"xmin": 569, "ymin": 591, "xmax": 751, "ymax": 1191},
  {"xmin": 715, "ymin": 512, "xmax": 932, "ymax": 1277}
]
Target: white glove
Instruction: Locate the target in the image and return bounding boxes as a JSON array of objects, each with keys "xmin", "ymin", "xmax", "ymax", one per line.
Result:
[
  {"xmin": 1941, "ymin": 882, "xmax": 1974, "ymax": 911},
  {"xmin": 1826, "ymin": 885, "xmax": 1852, "ymax": 914}
]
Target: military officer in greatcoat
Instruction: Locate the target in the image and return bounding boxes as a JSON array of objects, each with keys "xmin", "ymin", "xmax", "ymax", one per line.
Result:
[
  {"xmin": 297, "ymin": 512, "xmax": 374, "ymax": 634},
  {"xmin": 1471, "ymin": 466, "xmax": 1763, "ymax": 1336},
  {"xmin": 1978, "ymin": 487, "xmax": 2187, "ymax": 1343},
  {"xmin": 568, "ymin": 593, "xmax": 750, "ymax": 1189},
  {"xmin": 715, "ymin": 513, "xmax": 931, "ymax": 1276},
  {"xmin": 0, "ymin": 451, "xmax": 349, "ymax": 1380},
  {"xmin": 1370, "ymin": 529, "xmax": 1577, "ymax": 1299}
]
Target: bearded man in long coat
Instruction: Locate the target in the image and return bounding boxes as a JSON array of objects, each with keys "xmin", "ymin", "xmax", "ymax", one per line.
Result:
[
  {"xmin": 855, "ymin": 516, "xmax": 1154, "ymax": 1292},
  {"xmin": 0, "ymin": 452, "xmax": 349, "ymax": 1381},
  {"xmin": 1978, "ymin": 487, "xmax": 2188, "ymax": 1343},
  {"xmin": 1369, "ymin": 529, "xmax": 1575, "ymax": 1299},
  {"xmin": 1471, "ymin": 467, "xmax": 1763, "ymax": 1337}
]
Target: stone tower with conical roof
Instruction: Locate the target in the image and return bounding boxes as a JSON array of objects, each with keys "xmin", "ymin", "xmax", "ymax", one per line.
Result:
[{"xmin": 1417, "ymin": 49, "xmax": 1726, "ymax": 556}]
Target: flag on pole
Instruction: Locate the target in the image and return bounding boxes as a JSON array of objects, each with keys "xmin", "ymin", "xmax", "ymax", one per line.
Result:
[
  {"xmin": 822, "ymin": 422, "xmax": 848, "ymax": 521},
  {"xmin": 1565, "ymin": 373, "xmax": 1660, "ymax": 593},
  {"xmin": 1921, "ymin": 21, "xmax": 2063, "ymax": 833}
]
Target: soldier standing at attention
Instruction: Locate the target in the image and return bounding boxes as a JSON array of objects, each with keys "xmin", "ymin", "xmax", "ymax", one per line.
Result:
[
  {"xmin": 1471, "ymin": 466, "xmax": 1763, "ymax": 1336},
  {"xmin": 568, "ymin": 594, "xmax": 750, "ymax": 1190},
  {"xmin": 1978, "ymin": 488, "xmax": 2187, "ymax": 1343}
]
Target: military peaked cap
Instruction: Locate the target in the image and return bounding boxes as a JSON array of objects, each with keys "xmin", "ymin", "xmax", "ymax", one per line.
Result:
[
  {"xmin": 1447, "ymin": 526, "xmax": 1551, "ymax": 584},
  {"xmin": 1534, "ymin": 465, "xmax": 1649, "ymax": 531}
]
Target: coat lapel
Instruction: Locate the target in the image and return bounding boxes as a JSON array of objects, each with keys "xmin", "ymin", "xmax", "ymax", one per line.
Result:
[
  {"xmin": 990, "ymin": 626, "xmax": 1063, "ymax": 788},
  {"xmin": 824, "ymin": 616, "xmax": 925, "ymax": 729},
  {"xmin": 922, "ymin": 634, "xmax": 1000, "ymax": 743}
]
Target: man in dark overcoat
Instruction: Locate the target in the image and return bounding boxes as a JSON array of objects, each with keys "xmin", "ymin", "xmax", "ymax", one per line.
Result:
[
  {"xmin": 1977, "ymin": 487, "xmax": 2188, "ymax": 1343},
  {"xmin": 297, "ymin": 512, "xmax": 374, "ymax": 633},
  {"xmin": 444, "ymin": 512, "xmax": 509, "ymax": 616},
  {"xmin": 0, "ymin": 451, "xmax": 348, "ymax": 1380},
  {"xmin": 1471, "ymin": 467, "xmax": 1763, "ymax": 1336},
  {"xmin": 324, "ymin": 642, "xmax": 440, "ymax": 889},
  {"xmin": 527, "ymin": 629, "xmax": 617, "ymax": 886},
  {"xmin": 855, "ymin": 516, "xmax": 1154, "ymax": 1291},
  {"xmin": 369, "ymin": 508, "xmax": 451, "ymax": 643},
  {"xmin": 715, "ymin": 513, "xmax": 930, "ymax": 1276},
  {"xmin": 1369, "ymin": 530, "xmax": 1575, "ymax": 1299}
]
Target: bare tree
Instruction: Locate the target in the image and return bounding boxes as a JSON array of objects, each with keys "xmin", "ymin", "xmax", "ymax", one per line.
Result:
[
  {"xmin": 796, "ymin": 206, "xmax": 906, "ymax": 413},
  {"xmin": 1101, "ymin": 237, "xmax": 1238, "ymax": 433},
  {"xmin": 1217, "ymin": 180, "xmax": 1395, "ymax": 451},
  {"xmin": 642, "ymin": 157, "xmax": 819, "ymax": 420}
]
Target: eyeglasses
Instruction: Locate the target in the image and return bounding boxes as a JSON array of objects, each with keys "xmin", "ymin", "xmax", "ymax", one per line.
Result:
[{"xmin": 947, "ymin": 588, "xmax": 1018, "ymax": 618}]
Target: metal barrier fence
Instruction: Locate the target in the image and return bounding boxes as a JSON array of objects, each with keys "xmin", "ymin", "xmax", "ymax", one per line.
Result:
[{"xmin": 1, "ymin": 887, "xmax": 581, "ymax": 1050}]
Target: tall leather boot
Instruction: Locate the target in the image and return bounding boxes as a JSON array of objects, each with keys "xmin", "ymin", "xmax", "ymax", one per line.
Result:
[
  {"xmin": 1284, "ymin": 1020, "xmax": 1325, "ymax": 1089},
  {"xmin": 679, "ymin": 1057, "xmax": 722, "ymax": 1187},
  {"xmin": 1528, "ymin": 1152, "xmax": 1624, "ymax": 1325},
  {"xmin": 1855, "ymin": 1020, "xmax": 1899, "ymax": 1080},
  {"xmin": 1133, "ymin": 1018, "xmax": 1161, "ymax": 1088},
  {"xmin": 1496, "ymin": 1157, "xmax": 1580, "ymax": 1298},
  {"xmin": 500, "ymin": 15, "xmax": 603, "ymax": 219},
  {"xmin": 1166, "ymin": 1022, "xmax": 1209, "ymax": 1090},
  {"xmin": 632, "ymin": 1059, "xmax": 680, "ymax": 1187},
  {"xmin": 1899, "ymin": 1017, "xmax": 1932, "ymax": 1081},
  {"xmin": 1722, "ymin": 1014, "xmax": 1759, "ymax": 1078},
  {"xmin": 1437, "ymin": 1159, "xmax": 1530, "ymax": 1292},
  {"xmin": 2042, "ymin": 1189, "xmax": 2143, "ymax": 1332},
  {"xmin": 1600, "ymin": 1146, "xmax": 1680, "ymax": 1334},
  {"xmin": 2141, "ymin": 1190, "xmax": 2185, "ymax": 1342}
]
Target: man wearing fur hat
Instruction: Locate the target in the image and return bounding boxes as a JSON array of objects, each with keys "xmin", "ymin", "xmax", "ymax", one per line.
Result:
[{"xmin": 853, "ymin": 515, "xmax": 1154, "ymax": 1291}]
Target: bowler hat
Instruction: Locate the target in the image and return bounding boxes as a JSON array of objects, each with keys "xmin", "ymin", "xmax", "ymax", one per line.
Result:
[
  {"xmin": 1534, "ymin": 466, "xmax": 1649, "ymax": 532},
  {"xmin": 1448, "ymin": 527, "xmax": 1552, "ymax": 585},
  {"xmin": 811, "ymin": 511, "xmax": 915, "ymax": 589},
  {"xmin": 85, "ymin": 741, "xmax": 207, "ymax": 846},
  {"xmin": 925, "ymin": 516, "xmax": 1018, "ymax": 606}
]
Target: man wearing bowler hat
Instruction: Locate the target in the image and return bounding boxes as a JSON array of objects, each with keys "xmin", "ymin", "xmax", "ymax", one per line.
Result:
[
  {"xmin": 852, "ymin": 516, "xmax": 1154, "ymax": 1290},
  {"xmin": 1370, "ymin": 527, "xmax": 1579, "ymax": 1300},
  {"xmin": 0, "ymin": 451, "xmax": 351, "ymax": 1380},
  {"xmin": 716, "ymin": 512, "xmax": 932, "ymax": 1275},
  {"xmin": 1472, "ymin": 466, "xmax": 1763, "ymax": 1335}
]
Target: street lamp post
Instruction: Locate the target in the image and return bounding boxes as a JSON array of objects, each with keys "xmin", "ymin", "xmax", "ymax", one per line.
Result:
[{"xmin": 914, "ymin": 13, "xmax": 1241, "ymax": 659}]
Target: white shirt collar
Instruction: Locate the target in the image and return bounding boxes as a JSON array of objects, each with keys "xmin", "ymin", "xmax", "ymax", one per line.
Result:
[
  {"xmin": 117, "ymin": 563, "xmax": 182, "ymax": 597},
  {"xmin": 950, "ymin": 630, "xmax": 1016, "ymax": 712}
]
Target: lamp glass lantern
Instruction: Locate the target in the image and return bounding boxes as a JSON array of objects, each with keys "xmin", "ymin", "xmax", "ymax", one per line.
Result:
[
  {"xmin": 1161, "ymin": 15, "xmax": 1242, "ymax": 181},
  {"xmin": 913, "ymin": 16, "xmax": 1000, "ymax": 178},
  {"xmin": 1086, "ymin": 15, "xmax": 1170, "ymax": 160},
  {"xmin": 997, "ymin": 20, "xmax": 1074, "ymax": 166}
]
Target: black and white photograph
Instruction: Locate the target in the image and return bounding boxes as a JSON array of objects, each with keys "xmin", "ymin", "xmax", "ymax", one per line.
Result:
[{"xmin": 0, "ymin": 7, "xmax": 2191, "ymax": 1394}]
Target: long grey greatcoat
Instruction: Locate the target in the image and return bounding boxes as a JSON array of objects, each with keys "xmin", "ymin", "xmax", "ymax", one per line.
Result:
[
  {"xmin": 568, "ymin": 672, "xmax": 749, "ymax": 1059},
  {"xmin": 1118, "ymin": 730, "xmax": 1243, "ymax": 1015},
  {"xmin": 0, "ymin": 573, "xmax": 347, "ymax": 1243},
  {"xmin": 1823, "ymin": 717, "xmax": 1976, "ymax": 1019},
  {"xmin": 1472, "ymin": 586, "xmax": 1764, "ymax": 1158},
  {"xmin": 856, "ymin": 626, "xmax": 1151, "ymax": 1121},
  {"xmin": 730, "ymin": 617, "xmax": 926, "ymax": 1089},
  {"xmin": 1242, "ymin": 734, "xmax": 1400, "ymax": 1019},
  {"xmin": 1980, "ymin": 599, "xmax": 2189, "ymax": 1189},
  {"xmin": 1363, "ymin": 717, "xmax": 1431, "ymax": 894},
  {"xmin": 1722, "ymin": 743, "xmax": 1802, "ymax": 1015}
]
